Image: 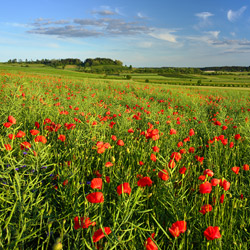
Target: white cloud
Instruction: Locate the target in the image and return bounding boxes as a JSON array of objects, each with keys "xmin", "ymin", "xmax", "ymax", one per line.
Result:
[
  {"xmin": 227, "ymin": 6, "xmax": 247, "ymax": 22},
  {"xmin": 137, "ymin": 12, "xmax": 148, "ymax": 19},
  {"xmin": 149, "ymin": 28, "xmax": 178, "ymax": 43},
  {"xmin": 194, "ymin": 12, "xmax": 214, "ymax": 29},
  {"xmin": 204, "ymin": 31, "xmax": 220, "ymax": 39},
  {"xmin": 195, "ymin": 12, "xmax": 214, "ymax": 20}
]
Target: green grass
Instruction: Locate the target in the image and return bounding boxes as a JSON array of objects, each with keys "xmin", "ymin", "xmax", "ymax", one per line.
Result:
[{"xmin": 1, "ymin": 69, "xmax": 250, "ymax": 249}]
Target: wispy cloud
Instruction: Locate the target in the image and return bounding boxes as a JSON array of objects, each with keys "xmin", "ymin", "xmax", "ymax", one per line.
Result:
[
  {"xmin": 137, "ymin": 12, "xmax": 148, "ymax": 19},
  {"xmin": 149, "ymin": 28, "xmax": 178, "ymax": 43},
  {"xmin": 195, "ymin": 12, "xmax": 214, "ymax": 20},
  {"xmin": 227, "ymin": 6, "xmax": 247, "ymax": 22},
  {"xmin": 28, "ymin": 17, "xmax": 151, "ymax": 38},
  {"xmin": 194, "ymin": 12, "xmax": 214, "ymax": 29}
]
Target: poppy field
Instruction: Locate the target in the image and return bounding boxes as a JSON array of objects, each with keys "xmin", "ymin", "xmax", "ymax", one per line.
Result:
[{"xmin": 0, "ymin": 70, "xmax": 250, "ymax": 250}]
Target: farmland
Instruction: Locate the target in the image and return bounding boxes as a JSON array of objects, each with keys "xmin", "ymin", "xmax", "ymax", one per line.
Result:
[{"xmin": 0, "ymin": 66, "xmax": 250, "ymax": 249}]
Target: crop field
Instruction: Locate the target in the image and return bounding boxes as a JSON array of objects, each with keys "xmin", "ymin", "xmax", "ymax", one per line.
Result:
[{"xmin": 0, "ymin": 69, "xmax": 250, "ymax": 249}]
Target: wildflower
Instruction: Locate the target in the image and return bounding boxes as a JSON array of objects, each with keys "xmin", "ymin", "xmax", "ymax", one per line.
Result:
[
  {"xmin": 189, "ymin": 129, "xmax": 195, "ymax": 136},
  {"xmin": 117, "ymin": 140, "xmax": 124, "ymax": 146},
  {"xmin": 105, "ymin": 162, "xmax": 113, "ymax": 167},
  {"xmin": 199, "ymin": 204, "xmax": 212, "ymax": 215},
  {"xmin": 168, "ymin": 159, "xmax": 176, "ymax": 169},
  {"xmin": 232, "ymin": 166, "xmax": 240, "ymax": 174},
  {"xmin": 158, "ymin": 169, "xmax": 169, "ymax": 181},
  {"xmin": 137, "ymin": 177, "xmax": 153, "ymax": 187},
  {"xmin": 86, "ymin": 192, "xmax": 104, "ymax": 203},
  {"xmin": 92, "ymin": 227, "xmax": 112, "ymax": 243},
  {"xmin": 74, "ymin": 216, "xmax": 96, "ymax": 230},
  {"xmin": 211, "ymin": 178, "xmax": 220, "ymax": 186},
  {"xmin": 8, "ymin": 116, "xmax": 16, "ymax": 124},
  {"xmin": 30, "ymin": 130, "xmax": 40, "ymax": 135},
  {"xmin": 117, "ymin": 183, "xmax": 131, "ymax": 195},
  {"xmin": 90, "ymin": 178, "xmax": 103, "ymax": 190},
  {"xmin": 203, "ymin": 169, "xmax": 214, "ymax": 177},
  {"xmin": 199, "ymin": 181, "xmax": 212, "ymax": 194},
  {"xmin": 58, "ymin": 135, "xmax": 66, "ymax": 142},
  {"xmin": 145, "ymin": 233, "xmax": 158, "ymax": 250},
  {"xmin": 169, "ymin": 221, "xmax": 187, "ymax": 237},
  {"xmin": 4, "ymin": 144, "xmax": 12, "ymax": 151},
  {"xmin": 220, "ymin": 194, "xmax": 225, "ymax": 203},
  {"xmin": 16, "ymin": 131, "xmax": 26, "ymax": 138},
  {"xmin": 179, "ymin": 167, "xmax": 187, "ymax": 175},
  {"xmin": 170, "ymin": 128, "xmax": 177, "ymax": 135},
  {"xmin": 152, "ymin": 146, "xmax": 159, "ymax": 152},
  {"xmin": 150, "ymin": 154, "xmax": 157, "ymax": 162},
  {"xmin": 243, "ymin": 164, "xmax": 249, "ymax": 171},
  {"xmin": 34, "ymin": 135, "xmax": 47, "ymax": 144},
  {"xmin": 204, "ymin": 226, "xmax": 221, "ymax": 240},
  {"xmin": 235, "ymin": 134, "xmax": 241, "ymax": 140}
]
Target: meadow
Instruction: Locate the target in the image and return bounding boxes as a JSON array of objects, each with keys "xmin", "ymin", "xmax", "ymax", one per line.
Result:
[{"xmin": 0, "ymin": 67, "xmax": 250, "ymax": 249}]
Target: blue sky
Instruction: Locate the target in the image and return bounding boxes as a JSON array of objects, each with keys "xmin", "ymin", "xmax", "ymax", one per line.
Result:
[{"xmin": 1, "ymin": 0, "xmax": 250, "ymax": 67}]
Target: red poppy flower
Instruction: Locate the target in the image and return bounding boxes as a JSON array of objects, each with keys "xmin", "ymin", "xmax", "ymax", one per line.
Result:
[
  {"xmin": 198, "ymin": 175, "xmax": 206, "ymax": 181},
  {"xmin": 20, "ymin": 141, "xmax": 31, "ymax": 150},
  {"xmin": 74, "ymin": 216, "xmax": 96, "ymax": 230},
  {"xmin": 58, "ymin": 134, "xmax": 66, "ymax": 142},
  {"xmin": 35, "ymin": 122, "xmax": 40, "ymax": 129},
  {"xmin": 222, "ymin": 126, "xmax": 228, "ymax": 130},
  {"xmin": 170, "ymin": 152, "xmax": 182, "ymax": 162},
  {"xmin": 214, "ymin": 121, "xmax": 221, "ymax": 126},
  {"xmin": 137, "ymin": 177, "xmax": 153, "ymax": 187},
  {"xmin": 229, "ymin": 142, "xmax": 234, "ymax": 148},
  {"xmin": 220, "ymin": 194, "xmax": 225, "ymax": 203},
  {"xmin": 220, "ymin": 179, "xmax": 230, "ymax": 191},
  {"xmin": 145, "ymin": 233, "xmax": 158, "ymax": 250},
  {"xmin": 4, "ymin": 144, "xmax": 12, "ymax": 151},
  {"xmin": 3, "ymin": 122, "xmax": 12, "ymax": 128},
  {"xmin": 152, "ymin": 146, "xmax": 159, "ymax": 152},
  {"xmin": 243, "ymin": 164, "xmax": 249, "ymax": 171},
  {"xmin": 92, "ymin": 227, "xmax": 112, "ymax": 243},
  {"xmin": 34, "ymin": 135, "xmax": 47, "ymax": 144},
  {"xmin": 203, "ymin": 169, "xmax": 214, "ymax": 177},
  {"xmin": 105, "ymin": 162, "xmax": 113, "ymax": 167},
  {"xmin": 168, "ymin": 159, "xmax": 176, "ymax": 169},
  {"xmin": 211, "ymin": 178, "xmax": 220, "ymax": 186},
  {"xmin": 16, "ymin": 131, "xmax": 26, "ymax": 138},
  {"xmin": 234, "ymin": 134, "xmax": 241, "ymax": 140},
  {"xmin": 128, "ymin": 128, "xmax": 134, "ymax": 133},
  {"xmin": 232, "ymin": 166, "xmax": 240, "ymax": 174},
  {"xmin": 117, "ymin": 140, "xmax": 124, "ymax": 146},
  {"xmin": 199, "ymin": 204, "xmax": 212, "ymax": 215},
  {"xmin": 8, "ymin": 134, "xmax": 15, "ymax": 140},
  {"xmin": 90, "ymin": 178, "xmax": 103, "ymax": 190},
  {"xmin": 117, "ymin": 183, "xmax": 131, "ymax": 195},
  {"xmin": 139, "ymin": 161, "xmax": 144, "ymax": 166},
  {"xmin": 150, "ymin": 154, "xmax": 157, "ymax": 162},
  {"xmin": 169, "ymin": 128, "xmax": 177, "ymax": 135},
  {"xmin": 189, "ymin": 129, "xmax": 195, "ymax": 136},
  {"xmin": 158, "ymin": 169, "xmax": 169, "ymax": 181},
  {"xmin": 86, "ymin": 192, "xmax": 104, "ymax": 203},
  {"xmin": 169, "ymin": 221, "xmax": 187, "ymax": 237},
  {"xmin": 189, "ymin": 147, "xmax": 195, "ymax": 153},
  {"xmin": 111, "ymin": 135, "xmax": 117, "ymax": 141},
  {"xmin": 8, "ymin": 116, "xmax": 16, "ymax": 124},
  {"xmin": 179, "ymin": 148, "xmax": 186, "ymax": 154},
  {"xmin": 177, "ymin": 141, "xmax": 183, "ymax": 147},
  {"xmin": 204, "ymin": 226, "xmax": 221, "ymax": 240},
  {"xmin": 105, "ymin": 176, "xmax": 110, "ymax": 183},
  {"xmin": 179, "ymin": 167, "xmax": 187, "ymax": 175},
  {"xmin": 199, "ymin": 181, "xmax": 212, "ymax": 194},
  {"xmin": 30, "ymin": 130, "xmax": 40, "ymax": 136}
]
